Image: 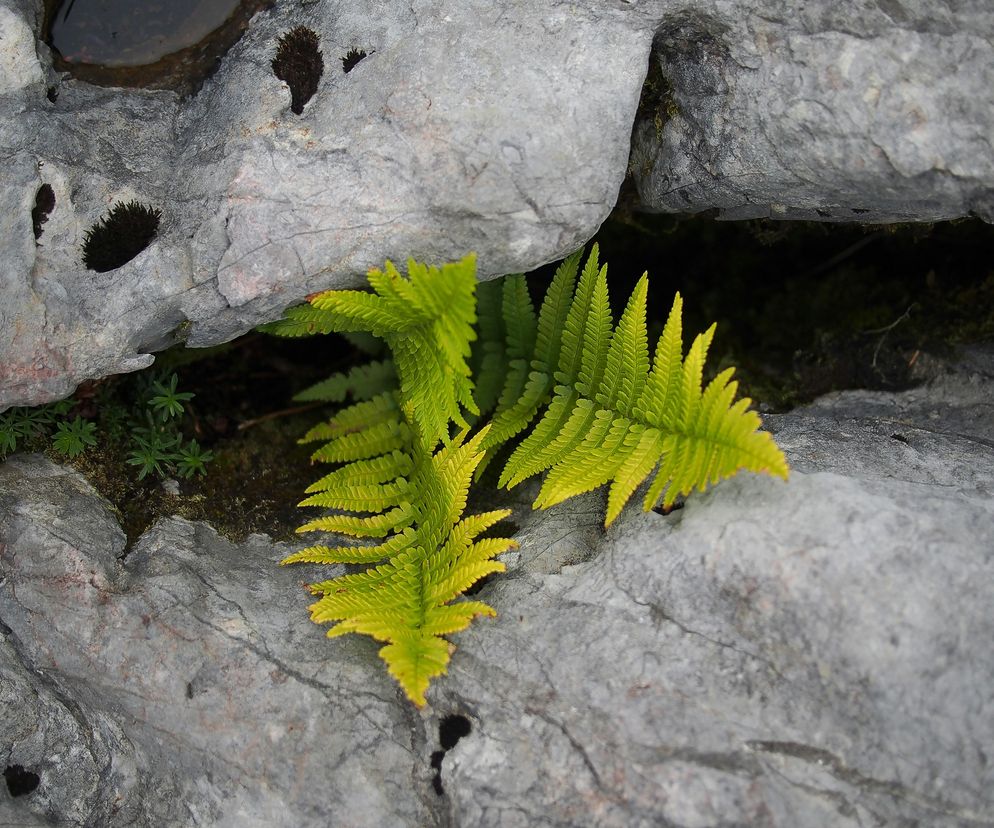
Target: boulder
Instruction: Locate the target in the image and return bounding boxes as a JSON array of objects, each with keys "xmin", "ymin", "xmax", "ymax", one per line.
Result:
[
  {"xmin": 2, "ymin": 347, "xmax": 992, "ymax": 825},
  {"xmin": 2, "ymin": 1, "xmax": 994, "ymax": 408},
  {"xmin": 630, "ymin": 4, "xmax": 994, "ymax": 224}
]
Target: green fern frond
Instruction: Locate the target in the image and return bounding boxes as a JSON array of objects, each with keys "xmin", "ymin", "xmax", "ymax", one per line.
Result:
[
  {"xmin": 492, "ymin": 248, "xmax": 788, "ymax": 525},
  {"xmin": 294, "ymin": 360, "xmax": 397, "ymax": 403},
  {"xmin": 288, "ymin": 427, "xmax": 516, "ymax": 706},
  {"xmin": 257, "ymin": 303, "xmax": 342, "ymax": 337},
  {"xmin": 470, "ymin": 280, "xmax": 508, "ymax": 416},
  {"xmin": 269, "ymin": 248, "xmax": 787, "ymax": 706},
  {"xmin": 306, "ymin": 256, "xmax": 478, "ymax": 446}
]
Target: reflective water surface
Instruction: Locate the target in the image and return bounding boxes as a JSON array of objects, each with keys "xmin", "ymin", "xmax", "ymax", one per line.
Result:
[
  {"xmin": 50, "ymin": 0, "xmax": 241, "ymax": 67},
  {"xmin": 45, "ymin": 0, "xmax": 274, "ymax": 91}
]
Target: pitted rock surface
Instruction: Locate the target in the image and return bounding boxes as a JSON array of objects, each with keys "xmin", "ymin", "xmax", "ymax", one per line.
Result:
[
  {"xmin": 2, "ymin": 0, "xmax": 994, "ymax": 407},
  {"xmin": 2, "ymin": 349, "xmax": 992, "ymax": 825}
]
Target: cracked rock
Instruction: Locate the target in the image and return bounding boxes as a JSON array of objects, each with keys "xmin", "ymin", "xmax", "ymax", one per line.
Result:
[
  {"xmin": 630, "ymin": 4, "xmax": 994, "ymax": 223},
  {"xmin": 0, "ymin": 459, "xmax": 431, "ymax": 826},
  {"xmin": 2, "ymin": 349, "xmax": 993, "ymax": 824},
  {"xmin": 3, "ymin": 1, "xmax": 994, "ymax": 408}
]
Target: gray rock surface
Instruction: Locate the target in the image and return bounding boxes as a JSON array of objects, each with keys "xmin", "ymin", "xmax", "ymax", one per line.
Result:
[
  {"xmin": 630, "ymin": 3, "xmax": 994, "ymax": 224},
  {"xmin": 0, "ymin": 0, "xmax": 650, "ymax": 408},
  {"xmin": 3, "ymin": 0, "xmax": 994, "ymax": 408},
  {"xmin": 2, "ymin": 348, "xmax": 993, "ymax": 825}
]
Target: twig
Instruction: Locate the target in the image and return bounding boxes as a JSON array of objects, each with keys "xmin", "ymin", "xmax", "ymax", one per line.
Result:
[
  {"xmin": 866, "ymin": 303, "xmax": 918, "ymax": 370},
  {"xmin": 237, "ymin": 402, "xmax": 324, "ymax": 431}
]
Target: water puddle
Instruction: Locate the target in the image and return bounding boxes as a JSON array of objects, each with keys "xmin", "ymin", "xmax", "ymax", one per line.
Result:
[{"xmin": 45, "ymin": 0, "xmax": 275, "ymax": 93}]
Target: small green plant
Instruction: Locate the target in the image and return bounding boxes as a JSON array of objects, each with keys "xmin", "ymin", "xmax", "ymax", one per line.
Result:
[
  {"xmin": 0, "ymin": 371, "xmax": 211, "ymax": 482},
  {"xmin": 52, "ymin": 417, "xmax": 98, "ymax": 459},
  {"xmin": 148, "ymin": 374, "xmax": 195, "ymax": 421},
  {"xmin": 0, "ymin": 399, "xmax": 86, "ymax": 460},
  {"xmin": 123, "ymin": 374, "xmax": 212, "ymax": 480},
  {"xmin": 264, "ymin": 247, "xmax": 789, "ymax": 704}
]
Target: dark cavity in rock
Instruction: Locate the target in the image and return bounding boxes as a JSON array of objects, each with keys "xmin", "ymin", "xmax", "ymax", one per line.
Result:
[
  {"xmin": 4, "ymin": 765, "xmax": 40, "ymax": 797},
  {"xmin": 44, "ymin": 0, "xmax": 275, "ymax": 93},
  {"xmin": 83, "ymin": 201, "xmax": 162, "ymax": 273},
  {"xmin": 431, "ymin": 714, "xmax": 472, "ymax": 795},
  {"xmin": 341, "ymin": 48, "xmax": 367, "ymax": 73},
  {"xmin": 272, "ymin": 27, "xmax": 324, "ymax": 115},
  {"xmin": 32, "ymin": 184, "xmax": 56, "ymax": 239}
]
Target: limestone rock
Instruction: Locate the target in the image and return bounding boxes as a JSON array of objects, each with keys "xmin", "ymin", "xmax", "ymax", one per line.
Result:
[
  {"xmin": 630, "ymin": 3, "xmax": 994, "ymax": 223},
  {"xmin": 2, "ymin": 348, "xmax": 992, "ymax": 825},
  {"xmin": 3, "ymin": 1, "xmax": 994, "ymax": 408},
  {"xmin": 0, "ymin": 458, "xmax": 434, "ymax": 826},
  {"xmin": 0, "ymin": 0, "xmax": 649, "ymax": 408}
]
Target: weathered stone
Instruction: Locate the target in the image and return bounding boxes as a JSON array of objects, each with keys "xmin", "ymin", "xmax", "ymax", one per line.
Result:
[
  {"xmin": 0, "ymin": 458, "xmax": 434, "ymax": 826},
  {"xmin": 3, "ymin": 1, "xmax": 994, "ymax": 408},
  {"xmin": 0, "ymin": 0, "xmax": 649, "ymax": 408},
  {"xmin": 630, "ymin": 3, "xmax": 994, "ymax": 224},
  {"xmin": 2, "ymin": 348, "xmax": 992, "ymax": 825},
  {"xmin": 432, "ymin": 349, "xmax": 994, "ymax": 827}
]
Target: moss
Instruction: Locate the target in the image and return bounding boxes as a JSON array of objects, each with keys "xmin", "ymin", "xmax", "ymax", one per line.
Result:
[
  {"xmin": 341, "ymin": 48, "xmax": 367, "ymax": 74},
  {"xmin": 272, "ymin": 27, "xmax": 324, "ymax": 115},
  {"xmin": 634, "ymin": 55, "xmax": 679, "ymax": 142},
  {"xmin": 82, "ymin": 201, "xmax": 161, "ymax": 272}
]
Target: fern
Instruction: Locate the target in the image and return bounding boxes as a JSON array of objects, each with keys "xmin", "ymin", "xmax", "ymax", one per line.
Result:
[
  {"xmin": 268, "ymin": 246, "xmax": 787, "ymax": 704},
  {"xmin": 284, "ymin": 424, "xmax": 515, "ymax": 706},
  {"xmin": 480, "ymin": 245, "xmax": 789, "ymax": 523}
]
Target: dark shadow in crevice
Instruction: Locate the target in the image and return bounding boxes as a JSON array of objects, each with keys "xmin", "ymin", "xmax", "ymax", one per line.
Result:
[
  {"xmin": 4, "ymin": 765, "xmax": 40, "ymax": 797},
  {"xmin": 431, "ymin": 714, "xmax": 472, "ymax": 796},
  {"xmin": 32, "ymin": 184, "xmax": 55, "ymax": 239}
]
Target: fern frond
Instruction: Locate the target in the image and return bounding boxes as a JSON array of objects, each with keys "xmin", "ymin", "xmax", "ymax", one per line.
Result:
[
  {"xmin": 478, "ymin": 254, "xmax": 582, "ymax": 457},
  {"xmin": 492, "ymin": 247, "xmax": 789, "ymax": 525},
  {"xmin": 305, "ymin": 255, "xmax": 478, "ymax": 446},
  {"xmin": 258, "ymin": 303, "xmax": 342, "ymax": 337},
  {"xmin": 300, "ymin": 391, "xmax": 402, "ymax": 444},
  {"xmin": 291, "ymin": 428, "xmax": 516, "ymax": 706},
  {"xmin": 294, "ymin": 360, "xmax": 397, "ymax": 403},
  {"xmin": 281, "ymin": 530, "xmax": 416, "ymax": 566},
  {"xmin": 470, "ymin": 280, "xmax": 507, "ymax": 416},
  {"xmin": 271, "ymin": 247, "xmax": 787, "ymax": 707}
]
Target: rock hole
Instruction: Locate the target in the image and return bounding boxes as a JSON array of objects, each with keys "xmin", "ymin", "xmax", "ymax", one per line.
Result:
[
  {"xmin": 341, "ymin": 48, "xmax": 367, "ymax": 73},
  {"xmin": 431, "ymin": 714, "xmax": 472, "ymax": 796},
  {"xmin": 82, "ymin": 200, "xmax": 161, "ymax": 272},
  {"xmin": 272, "ymin": 27, "xmax": 324, "ymax": 115},
  {"xmin": 851, "ymin": 208, "xmax": 871, "ymax": 215},
  {"xmin": 463, "ymin": 574, "xmax": 495, "ymax": 596},
  {"xmin": 429, "ymin": 751, "xmax": 445, "ymax": 795},
  {"xmin": 3, "ymin": 765, "xmax": 40, "ymax": 797},
  {"xmin": 32, "ymin": 184, "xmax": 56, "ymax": 239},
  {"xmin": 889, "ymin": 432, "xmax": 910, "ymax": 445},
  {"xmin": 185, "ymin": 681, "xmax": 195, "ymax": 699},
  {"xmin": 46, "ymin": 85, "xmax": 59, "ymax": 102}
]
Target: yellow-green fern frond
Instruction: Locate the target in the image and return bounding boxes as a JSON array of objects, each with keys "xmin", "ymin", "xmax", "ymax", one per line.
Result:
[
  {"xmin": 289, "ymin": 428, "xmax": 516, "ymax": 706},
  {"xmin": 306, "ymin": 256, "xmax": 479, "ymax": 447},
  {"xmin": 257, "ymin": 303, "xmax": 341, "ymax": 337},
  {"xmin": 494, "ymin": 249, "xmax": 788, "ymax": 525},
  {"xmin": 480, "ymin": 252, "xmax": 581, "ymax": 456}
]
